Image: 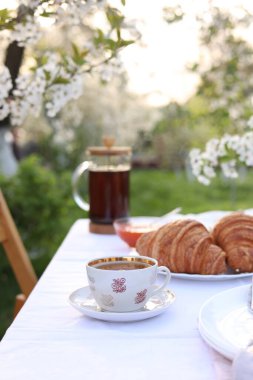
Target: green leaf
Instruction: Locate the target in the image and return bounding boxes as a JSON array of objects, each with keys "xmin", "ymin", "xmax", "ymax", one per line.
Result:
[
  {"xmin": 105, "ymin": 38, "xmax": 117, "ymax": 50},
  {"xmin": 106, "ymin": 7, "xmax": 124, "ymax": 29},
  {"xmin": 80, "ymin": 49, "xmax": 89, "ymax": 58},
  {"xmin": 71, "ymin": 43, "xmax": 88, "ymax": 66},
  {"xmin": 71, "ymin": 43, "xmax": 80, "ymax": 58},
  {"xmin": 52, "ymin": 77, "xmax": 70, "ymax": 85},
  {"xmin": 121, "ymin": 0, "xmax": 126, "ymax": 5},
  {"xmin": 40, "ymin": 11, "xmax": 56, "ymax": 18},
  {"xmin": 72, "ymin": 56, "xmax": 85, "ymax": 66},
  {"xmin": 44, "ymin": 70, "xmax": 51, "ymax": 81},
  {"xmin": 41, "ymin": 55, "xmax": 49, "ymax": 66},
  {"xmin": 0, "ymin": 8, "xmax": 10, "ymax": 23},
  {"xmin": 93, "ymin": 29, "xmax": 105, "ymax": 47},
  {"xmin": 0, "ymin": 8, "xmax": 13, "ymax": 29},
  {"xmin": 117, "ymin": 39, "xmax": 134, "ymax": 48}
]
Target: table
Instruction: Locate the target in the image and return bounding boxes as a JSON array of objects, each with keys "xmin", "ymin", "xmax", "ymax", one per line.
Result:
[{"xmin": 0, "ymin": 212, "xmax": 252, "ymax": 380}]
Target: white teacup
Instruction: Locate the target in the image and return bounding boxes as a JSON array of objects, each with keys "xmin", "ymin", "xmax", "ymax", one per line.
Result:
[{"xmin": 86, "ymin": 256, "xmax": 171, "ymax": 312}]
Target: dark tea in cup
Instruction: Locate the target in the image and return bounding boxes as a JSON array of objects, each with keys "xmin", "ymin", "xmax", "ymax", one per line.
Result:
[{"xmin": 94, "ymin": 260, "xmax": 152, "ymax": 271}]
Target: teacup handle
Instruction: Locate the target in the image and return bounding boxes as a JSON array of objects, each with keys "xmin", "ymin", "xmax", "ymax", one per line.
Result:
[
  {"xmin": 72, "ymin": 161, "xmax": 90, "ymax": 211},
  {"xmin": 150, "ymin": 266, "xmax": 171, "ymax": 297}
]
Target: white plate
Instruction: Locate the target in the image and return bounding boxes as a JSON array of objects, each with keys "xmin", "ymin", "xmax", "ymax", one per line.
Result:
[
  {"xmin": 198, "ymin": 324, "xmax": 236, "ymax": 360},
  {"xmin": 198, "ymin": 285, "xmax": 253, "ymax": 360},
  {"xmin": 171, "ymin": 272, "xmax": 253, "ymax": 281},
  {"xmin": 69, "ymin": 286, "xmax": 175, "ymax": 322}
]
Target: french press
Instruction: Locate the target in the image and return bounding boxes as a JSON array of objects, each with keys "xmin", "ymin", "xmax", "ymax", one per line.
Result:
[{"xmin": 72, "ymin": 138, "xmax": 132, "ymax": 234}]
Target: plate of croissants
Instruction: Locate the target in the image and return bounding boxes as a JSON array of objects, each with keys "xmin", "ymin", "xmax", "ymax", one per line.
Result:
[{"xmin": 135, "ymin": 212, "xmax": 253, "ymax": 280}]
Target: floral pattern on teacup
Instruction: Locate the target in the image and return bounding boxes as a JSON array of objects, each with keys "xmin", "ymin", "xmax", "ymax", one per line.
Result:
[
  {"xmin": 100, "ymin": 294, "xmax": 114, "ymax": 307},
  {"xmin": 135, "ymin": 289, "xmax": 147, "ymax": 304},
  {"xmin": 111, "ymin": 278, "xmax": 126, "ymax": 293}
]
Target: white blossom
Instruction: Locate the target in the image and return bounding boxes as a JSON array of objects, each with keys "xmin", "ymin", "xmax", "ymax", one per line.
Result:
[
  {"xmin": 55, "ymin": 0, "xmax": 106, "ymax": 26},
  {"xmin": 98, "ymin": 59, "xmax": 123, "ymax": 82},
  {"xmin": 197, "ymin": 175, "xmax": 211, "ymax": 186},
  {"xmin": 203, "ymin": 164, "xmax": 216, "ymax": 179},
  {"xmin": 0, "ymin": 67, "xmax": 12, "ymax": 121},
  {"xmin": 190, "ymin": 120, "xmax": 253, "ymax": 185},
  {"xmin": 10, "ymin": 15, "xmax": 42, "ymax": 47},
  {"xmin": 10, "ymin": 98, "xmax": 30, "ymax": 126},
  {"xmin": 247, "ymin": 116, "xmax": 253, "ymax": 129},
  {"xmin": 0, "ymin": 1, "xmax": 138, "ymax": 127},
  {"xmin": 0, "ymin": 99, "xmax": 10, "ymax": 120},
  {"xmin": 4, "ymin": 49, "xmax": 86, "ymax": 125},
  {"xmin": 10, "ymin": 68, "xmax": 47, "ymax": 125},
  {"xmin": 220, "ymin": 161, "xmax": 238, "ymax": 179},
  {"xmin": 121, "ymin": 19, "xmax": 141, "ymax": 40},
  {"xmin": 45, "ymin": 73, "xmax": 83, "ymax": 118},
  {"xmin": 0, "ymin": 66, "xmax": 12, "ymax": 101}
]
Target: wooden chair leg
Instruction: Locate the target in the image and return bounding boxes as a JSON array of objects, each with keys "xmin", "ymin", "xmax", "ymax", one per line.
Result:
[{"xmin": 14, "ymin": 294, "xmax": 26, "ymax": 317}]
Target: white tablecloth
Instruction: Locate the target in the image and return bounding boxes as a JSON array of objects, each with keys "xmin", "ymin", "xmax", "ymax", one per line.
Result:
[{"xmin": 0, "ymin": 212, "xmax": 252, "ymax": 380}]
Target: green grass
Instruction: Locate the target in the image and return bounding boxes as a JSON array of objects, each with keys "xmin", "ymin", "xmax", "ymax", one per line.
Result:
[
  {"xmin": 1, "ymin": 168, "xmax": 253, "ymax": 339},
  {"xmin": 130, "ymin": 169, "xmax": 253, "ymax": 215}
]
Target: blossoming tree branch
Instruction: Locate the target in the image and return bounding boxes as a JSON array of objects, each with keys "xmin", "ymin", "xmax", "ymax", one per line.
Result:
[
  {"xmin": 190, "ymin": 117, "xmax": 253, "ymax": 185},
  {"xmin": 0, "ymin": 0, "xmax": 137, "ymax": 127},
  {"xmin": 172, "ymin": 3, "xmax": 253, "ymax": 186}
]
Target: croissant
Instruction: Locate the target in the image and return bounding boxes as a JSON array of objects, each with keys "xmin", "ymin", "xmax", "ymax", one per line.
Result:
[
  {"xmin": 136, "ymin": 219, "xmax": 227, "ymax": 275},
  {"xmin": 212, "ymin": 213, "xmax": 253, "ymax": 273}
]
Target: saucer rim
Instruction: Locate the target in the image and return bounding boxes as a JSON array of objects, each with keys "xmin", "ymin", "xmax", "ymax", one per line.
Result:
[{"xmin": 69, "ymin": 286, "xmax": 175, "ymax": 322}]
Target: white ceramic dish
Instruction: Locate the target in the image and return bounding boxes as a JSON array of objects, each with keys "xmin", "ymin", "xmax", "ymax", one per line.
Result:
[
  {"xmin": 171, "ymin": 272, "xmax": 253, "ymax": 281},
  {"xmin": 69, "ymin": 286, "xmax": 175, "ymax": 322},
  {"xmin": 198, "ymin": 285, "xmax": 253, "ymax": 360},
  {"xmin": 198, "ymin": 323, "xmax": 235, "ymax": 360}
]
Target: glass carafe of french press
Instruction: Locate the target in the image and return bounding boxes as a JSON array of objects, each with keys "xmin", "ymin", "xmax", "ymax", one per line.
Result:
[{"xmin": 72, "ymin": 138, "xmax": 132, "ymax": 234}]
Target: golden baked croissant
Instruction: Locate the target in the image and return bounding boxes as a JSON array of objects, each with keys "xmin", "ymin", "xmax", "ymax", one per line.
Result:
[
  {"xmin": 136, "ymin": 219, "xmax": 227, "ymax": 275},
  {"xmin": 212, "ymin": 213, "xmax": 253, "ymax": 273}
]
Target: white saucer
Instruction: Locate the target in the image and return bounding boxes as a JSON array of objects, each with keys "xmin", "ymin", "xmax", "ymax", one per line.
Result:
[{"xmin": 69, "ymin": 286, "xmax": 176, "ymax": 322}]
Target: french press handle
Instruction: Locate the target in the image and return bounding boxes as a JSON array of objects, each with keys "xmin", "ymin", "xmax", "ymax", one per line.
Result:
[{"xmin": 72, "ymin": 161, "xmax": 90, "ymax": 211}]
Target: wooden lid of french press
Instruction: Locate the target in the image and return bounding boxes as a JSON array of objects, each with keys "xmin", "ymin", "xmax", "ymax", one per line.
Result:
[{"xmin": 86, "ymin": 137, "xmax": 132, "ymax": 156}]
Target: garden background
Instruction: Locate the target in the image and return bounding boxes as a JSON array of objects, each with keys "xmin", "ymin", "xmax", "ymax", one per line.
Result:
[{"xmin": 1, "ymin": 0, "xmax": 253, "ymax": 338}]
